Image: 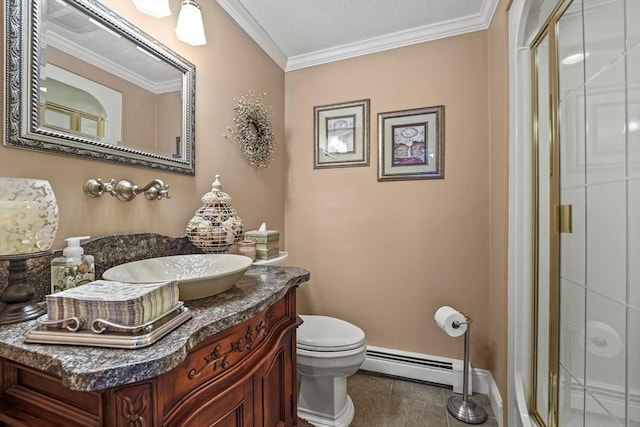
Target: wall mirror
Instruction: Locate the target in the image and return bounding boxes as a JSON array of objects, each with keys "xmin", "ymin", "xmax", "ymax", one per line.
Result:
[{"xmin": 4, "ymin": 0, "xmax": 196, "ymax": 174}]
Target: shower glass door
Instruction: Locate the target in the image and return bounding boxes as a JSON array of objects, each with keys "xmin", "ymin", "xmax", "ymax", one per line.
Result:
[
  {"xmin": 556, "ymin": 1, "xmax": 587, "ymax": 425},
  {"xmin": 531, "ymin": 0, "xmax": 639, "ymax": 425},
  {"xmin": 557, "ymin": 0, "xmax": 634, "ymax": 425}
]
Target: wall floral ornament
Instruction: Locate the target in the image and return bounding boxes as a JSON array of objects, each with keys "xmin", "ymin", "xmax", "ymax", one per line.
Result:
[{"xmin": 225, "ymin": 91, "xmax": 276, "ymax": 170}]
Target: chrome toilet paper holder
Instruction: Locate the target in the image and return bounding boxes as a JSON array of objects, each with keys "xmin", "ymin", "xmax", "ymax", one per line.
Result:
[{"xmin": 440, "ymin": 311, "xmax": 488, "ymax": 425}]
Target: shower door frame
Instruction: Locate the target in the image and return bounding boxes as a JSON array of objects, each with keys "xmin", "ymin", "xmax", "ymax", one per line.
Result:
[{"xmin": 529, "ymin": 1, "xmax": 574, "ymax": 426}]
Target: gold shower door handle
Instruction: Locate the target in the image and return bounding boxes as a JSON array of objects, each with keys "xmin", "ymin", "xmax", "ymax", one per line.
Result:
[{"xmin": 557, "ymin": 205, "xmax": 572, "ymax": 234}]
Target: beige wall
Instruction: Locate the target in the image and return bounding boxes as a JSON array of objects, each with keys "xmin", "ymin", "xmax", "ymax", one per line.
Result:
[
  {"xmin": 285, "ymin": 32, "xmax": 493, "ymax": 368},
  {"xmin": 157, "ymin": 91, "xmax": 182, "ymax": 155},
  {"xmin": 488, "ymin": 0, "xmax": 511, "ymax": 418},
  {"xmin": 0, "ymin": 0, "xmax": 286, "ymax": 249}
]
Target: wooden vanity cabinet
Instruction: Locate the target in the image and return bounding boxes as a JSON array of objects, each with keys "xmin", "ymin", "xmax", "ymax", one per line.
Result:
[{"xmin": 0, "ymin": 288, "xmax": 303, "ymax": 427}]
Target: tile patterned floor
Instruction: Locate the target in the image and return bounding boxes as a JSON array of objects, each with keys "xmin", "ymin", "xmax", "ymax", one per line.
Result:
[{"xmin": 347, "ymin": 371, "xmax": 499, "ymax": 427}]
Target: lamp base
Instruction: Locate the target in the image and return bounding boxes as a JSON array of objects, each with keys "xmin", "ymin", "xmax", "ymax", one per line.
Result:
[
  {"xmin": 0, "ymin": 251, "xmax": 50, "ymax": 325},
  {"xmin": 446, "ymin": 395, "xmax": 488, "ymax": 425},
  {"xmin": 0, "ymin": 301, "xmax": 45, "ymax": 325}
]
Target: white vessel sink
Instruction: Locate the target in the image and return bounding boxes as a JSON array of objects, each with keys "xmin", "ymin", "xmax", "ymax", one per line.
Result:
[{"xmin": 102, "ymin": 254, "xmax": 253, "ymax": 301}]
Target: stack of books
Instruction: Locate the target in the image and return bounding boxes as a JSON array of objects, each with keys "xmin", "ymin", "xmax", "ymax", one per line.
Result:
[{"xmin": 46, "ymin": 280, "xmax": 180, "ymax": 330}]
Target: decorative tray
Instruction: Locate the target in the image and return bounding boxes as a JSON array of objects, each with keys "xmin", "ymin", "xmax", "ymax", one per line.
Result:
[
  {"xmin": 24, "ymin": 303, "xmax": 192, "ymax": 349},
  {"xmin": 253, "ymin": 251, "xmax": 288, "ymax": 266}
]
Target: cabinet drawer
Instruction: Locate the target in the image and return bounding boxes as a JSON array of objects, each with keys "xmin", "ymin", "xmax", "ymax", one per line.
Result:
[{"xmin": 161, "ymin": 293, "xmax": 292, "ymax": 412}]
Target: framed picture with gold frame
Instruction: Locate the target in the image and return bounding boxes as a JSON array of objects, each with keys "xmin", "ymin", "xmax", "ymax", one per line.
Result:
[
  {"xmin": 314, "ymin": 99, "xmax": 370, "ymax": 169},
  {"xmin": 377, "ymin": 105, "xmax": 445, "ymax": 181}
]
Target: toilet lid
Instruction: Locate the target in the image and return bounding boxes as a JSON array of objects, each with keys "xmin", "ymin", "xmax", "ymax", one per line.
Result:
[{"xmin": 297, "ymin": 315, "xmax": 366, "ymax": 352}]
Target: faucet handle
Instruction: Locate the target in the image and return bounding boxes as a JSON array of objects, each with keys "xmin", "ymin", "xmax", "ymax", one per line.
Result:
[
  {"xmin": 102, "ymin": 179, "xmax": 116, "ymax": 196},
  {"xmin": 144, "ymin": 182, "xmax": 170, "ymax": 200},
  {"xmin": 158, "ymin": 187, "xmax": 171, "ymax": 200},
  {"xmin": 83, "ymin": 178, "xmax": 115, "ymax": 198}
]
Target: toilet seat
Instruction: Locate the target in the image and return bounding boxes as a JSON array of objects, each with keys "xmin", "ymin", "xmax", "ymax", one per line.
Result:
[{"xmin": 297, "ymin": 315, "xmax": 366, "ymax": 352}]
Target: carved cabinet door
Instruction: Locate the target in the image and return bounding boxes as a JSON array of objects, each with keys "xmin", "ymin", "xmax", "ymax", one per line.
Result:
[
  {"xmin": 175, "ymin": 378, "xmax": 254, "ymax": 427},
  {"xmin": 253, "ymin": 331, "xmax": 296, "ymax": 427}
]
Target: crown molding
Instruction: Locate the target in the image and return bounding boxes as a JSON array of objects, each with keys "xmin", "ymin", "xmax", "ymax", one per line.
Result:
[
  {"xmin": 46, "ymin": 32, "xmax": 181, "ymax": 94},
  {"xmin": 217, "ymin": 0, "xmax": 499, "ymax": 72},
  {"xmin": 216, "ymin": 0, "xmax": 288, "ymax": 69}
]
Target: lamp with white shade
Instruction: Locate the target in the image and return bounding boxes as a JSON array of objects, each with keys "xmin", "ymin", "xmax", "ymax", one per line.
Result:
[
  {"xmin": 132, "ymin": 0, "xmax": 207, "ymax": 46},
  {"xmin": 175, "ymin": 0, "xmax": 207, "ymax": 46},
  {"xmin": 0, "ymin": 178, "xmax": 59, "ymax": 324}
]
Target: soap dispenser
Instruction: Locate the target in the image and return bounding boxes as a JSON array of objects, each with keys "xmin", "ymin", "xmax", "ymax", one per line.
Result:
[{"xmin": 50, "ymin": 236, "xmax": 95, "ymax": 293}]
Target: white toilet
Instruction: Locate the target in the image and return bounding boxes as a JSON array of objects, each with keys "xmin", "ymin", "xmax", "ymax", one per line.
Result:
[{"xmin": 296, "ymin": 315, "xmax": 366, "ymax": 427}]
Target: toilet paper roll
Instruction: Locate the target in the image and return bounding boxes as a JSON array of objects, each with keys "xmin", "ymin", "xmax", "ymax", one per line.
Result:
[
  {"xmin": 585, "ymin": 320, "xmax": 622, "ymax": 358},
  {"xmin": 434, "ymin": 306, "xmax": 467, "ymax": 337}
]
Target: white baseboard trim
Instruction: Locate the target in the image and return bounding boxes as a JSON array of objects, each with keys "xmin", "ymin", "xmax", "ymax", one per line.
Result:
[{"xmin": 361, "ymin": 346, "xmax": 504, "ymax": 427}]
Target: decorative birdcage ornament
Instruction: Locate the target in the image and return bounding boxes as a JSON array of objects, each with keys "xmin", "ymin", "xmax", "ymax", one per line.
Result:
[{"xmin": 186, "ymin": 175, "xmax": 243, "ymax": 253}]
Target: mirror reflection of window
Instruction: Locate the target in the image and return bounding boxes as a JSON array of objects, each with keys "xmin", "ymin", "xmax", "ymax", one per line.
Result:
[
  {"xmin": 40, "ymin": 64, "xmax": 122, "ymax": 144},
  {"xmin": 79, "ymin": 116, "xmax": 99, "ymax": 137},
  {"xmin": 41, "ymin": 101, "xmax": 105, "ymax": 139},
  {"xmin": 43, "ymin": 107, "xmax": 73, "ymax": 130}
]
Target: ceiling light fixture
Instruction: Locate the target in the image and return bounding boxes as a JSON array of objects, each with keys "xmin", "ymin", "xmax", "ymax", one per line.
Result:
[
  {"xmin": 132, "ymin": 0, "xmax": 171, "ymax": 19},
  {"xmin": 175, "ymin": 0, "xmax": 207, "ymax": 46}
]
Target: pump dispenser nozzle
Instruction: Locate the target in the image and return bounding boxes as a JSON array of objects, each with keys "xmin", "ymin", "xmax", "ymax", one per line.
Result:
[{"xmin": 63, "ymin": 236, "xmax": 90, "ymax": 258}]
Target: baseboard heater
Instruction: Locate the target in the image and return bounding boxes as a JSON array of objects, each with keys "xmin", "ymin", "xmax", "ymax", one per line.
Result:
[
  {"xmin": 365, "ymin": 348, "xmax": 453, "ymax": 371},
  {"xmin": 361, "ymin": 346, "xmax": 463, "ymax": 392}
]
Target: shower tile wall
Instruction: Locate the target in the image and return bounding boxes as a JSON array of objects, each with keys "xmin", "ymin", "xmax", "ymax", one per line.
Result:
[{"xmin": 558, "ymin": 0, "xmax": 639, "ymax": 425}]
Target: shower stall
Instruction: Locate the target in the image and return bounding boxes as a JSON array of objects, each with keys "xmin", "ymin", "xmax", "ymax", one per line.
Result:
[{"xmin": 509, "ymin": 0, "xmax": 639, "ymax": 426}]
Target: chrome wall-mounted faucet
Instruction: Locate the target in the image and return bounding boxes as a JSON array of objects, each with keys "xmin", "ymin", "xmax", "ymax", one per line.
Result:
[{"xmin": 84, "ymin": 178, "xmax": 171, "ymax": 202}]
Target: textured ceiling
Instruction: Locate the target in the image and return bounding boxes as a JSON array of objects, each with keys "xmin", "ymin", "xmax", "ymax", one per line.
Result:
[{"xmin": 217, "ymin": 0, "xmax": 499, "ymax": 71}]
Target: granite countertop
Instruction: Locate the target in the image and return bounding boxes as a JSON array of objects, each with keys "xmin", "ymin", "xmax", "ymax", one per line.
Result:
[{"xmin": 0, "ymin": 265, "xmax": 310, "ymax": 392}]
